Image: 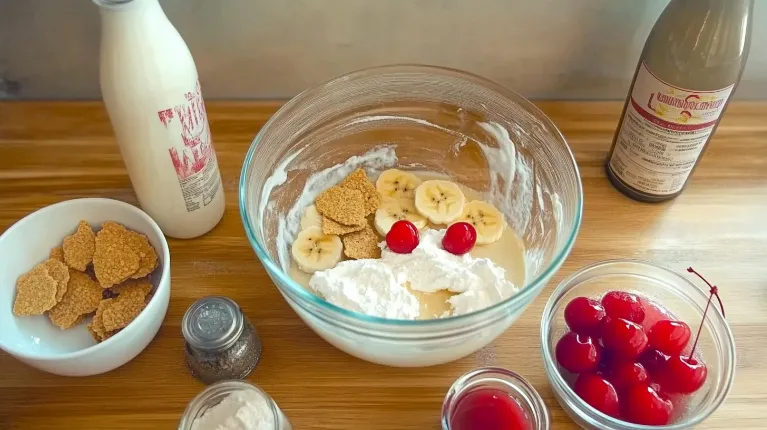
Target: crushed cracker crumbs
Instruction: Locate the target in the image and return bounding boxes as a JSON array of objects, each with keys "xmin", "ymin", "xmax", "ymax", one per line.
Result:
[
  {"xmin": 100, "ymin": 286, "xmax": 148, "ymax": 333},
  {"xmin": 127, "ymin": 231, "xmax": 158, "ymax": 279},
  {"xmin": 322, "ymin": 216, "xmax": 366, "ymax": 236},
  {"xmin": 93, "ymin": 222, "xmax": 141, "ymax": 288},
  {"xmin": 12, "ymin": 220, "xmax": 159, "ymax": 342},
  {"xmin": 41, "ymin": 258, "xmax": 70, "ymax": 303},
  {"xmin": 338, "ymin": 168, "xmax": 381, "ymax": 215},
  {"xmin": 315, "ymin": 186, "xmax": 366, "ymax": 227},
  {"xmin": 63, "ymin": 220, "xmax": 96, "ymax": 271},
  {"xmin": 48, "ymin": 270, "xmax": 102, "ymax": 329},
  {"xmin": 342, "ymin": 226, "xmax": 382, "ymax": 259},
  {"xmin": 12, "ymin": 265, "xmax": 58, "ymax": 316},
  {"xmin": 49, "ymin": 246, "xmax": 65, "ymax": 263}
]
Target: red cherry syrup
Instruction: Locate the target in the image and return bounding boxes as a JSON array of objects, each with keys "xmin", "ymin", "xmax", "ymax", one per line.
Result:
[{"xmin": 449, "ymin": 388, "xmax": 532, "ymax": 430}]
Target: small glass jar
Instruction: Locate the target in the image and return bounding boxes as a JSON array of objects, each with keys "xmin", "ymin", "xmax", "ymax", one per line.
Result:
[
  {"xmin": 179, "ymin": 380, "xmax": 292, "ymax": 430},
  {"xmin": 442, "ymin": 367, "xmax": 550, "ymax": 430},
  {"xmin": 182, "ymin": 296, "xmax": 262, "ymax": 384}
]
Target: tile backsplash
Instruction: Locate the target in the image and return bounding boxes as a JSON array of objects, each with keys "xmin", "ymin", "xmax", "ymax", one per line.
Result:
[{"xmin": 1, "ymin": 0, "xmax": 765, "ymax": 100}]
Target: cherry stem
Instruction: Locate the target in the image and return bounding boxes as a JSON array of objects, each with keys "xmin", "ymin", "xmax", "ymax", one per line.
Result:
[{"xmin": 686, "ymin": 267, "xmax": 726, "ymax": 360}]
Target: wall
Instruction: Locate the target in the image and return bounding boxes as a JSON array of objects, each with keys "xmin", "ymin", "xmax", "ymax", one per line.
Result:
[{"xmin": 1, "ymin": 0, "xmax": 765, "ymax": 100}]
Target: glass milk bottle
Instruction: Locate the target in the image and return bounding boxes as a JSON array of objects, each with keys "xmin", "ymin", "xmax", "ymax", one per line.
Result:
[
  {"xmin": 95, "ymin": 0, "xmax": 225, "ymax": 238},
  {"xmin": 606, "ymin": 0, "xmax": 754, "ymax": 202}
]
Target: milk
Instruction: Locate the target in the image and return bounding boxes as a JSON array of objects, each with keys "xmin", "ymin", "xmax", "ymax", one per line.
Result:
[{"xmin": 95, "ymin": 0, "xmax": 225, "ymax": 239}]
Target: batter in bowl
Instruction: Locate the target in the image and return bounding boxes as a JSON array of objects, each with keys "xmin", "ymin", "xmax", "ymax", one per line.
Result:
[{"xmin": 288, "ymin": 167, "xmax": 526, "ymax": 320}]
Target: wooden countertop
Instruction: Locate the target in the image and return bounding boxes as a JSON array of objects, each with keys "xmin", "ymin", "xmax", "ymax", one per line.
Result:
[{"xmin": 0, "ymin": 101, "xmax": 766, "ymax": 429}]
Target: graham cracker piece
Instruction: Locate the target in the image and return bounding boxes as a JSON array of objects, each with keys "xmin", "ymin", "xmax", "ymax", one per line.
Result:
[
  {"xmin": 100, "ymin": 286, "xmax": 148, "ymax": 332},
  {"xmin": 102, "ymin": 329, "xmax": 120, "ymax": 341},
  {"xmin": 342, "ymin": 226, "xmax": 382, "ymax": 259},
  {"xmin": 87, "ymin": 324, "xmax": 101, "ymax": 342},
  {"xmin": 126, "ymin": 231, "xmax": 158, "ymax": 279},
  {"xmin": 50, "ymin": 246, "xmax": 65, "ymax": 263},
  {"xmin": 12, "ymin": 264, "xmax": 58, "ymax": 316},
  {"xmin": 315, "ymin": 186, "xmax": 366, "ymax": 226},
  {"xmin": 41, "ymin": 258, "xmax": 70, "ymax": 303},
  {"xmin": 338, "ymin": 168, "xmax": 381, "ymax": 216},
  {"xmin": 87, "ymin": 322, "xmax": 118, "ymax": 343},
  {"xmin": 63, "ymin": 221, "xmax": 96, "ymax": 271},
  {"xmin": 48, "ymin": 269, "xmax": 103, "ymax": 329},
  {"xmin": 322, "ymin": 216, "xmax": 365, "ymax": 236},
  {"xmin": 109, "ymin": 278, "xmax": 153, "ymax": 300},
  {"xmin": 93, "ymin": 222, "xmax": 140, "ymax": 288},
  {"xmin": 89, "ymin": 302, "xmax": 109, "ymax": 341}
]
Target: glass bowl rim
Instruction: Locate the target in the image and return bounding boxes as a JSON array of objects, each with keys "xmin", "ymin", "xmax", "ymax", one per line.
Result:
[
  {"xmin": 539, "ymin": 258, "xmax": 737, "ymax": 429},
  {"xmin": 238, "ymin": 63, "xmax": 584, "ymax": 327}
]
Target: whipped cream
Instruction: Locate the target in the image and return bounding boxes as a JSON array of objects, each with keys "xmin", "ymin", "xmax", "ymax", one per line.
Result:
[
  {"xmin": 310, "ymin": 260, "xmax": 420, "ymax": 320},
  {"xmin": 309, "ymin": 229, "xmax": 519, "ymax": 319}
]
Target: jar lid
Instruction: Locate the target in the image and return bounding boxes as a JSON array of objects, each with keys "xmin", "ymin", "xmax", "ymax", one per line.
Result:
[{"xmin": 182, "ymin": 296, "xmax": 244, "ymax": 352}]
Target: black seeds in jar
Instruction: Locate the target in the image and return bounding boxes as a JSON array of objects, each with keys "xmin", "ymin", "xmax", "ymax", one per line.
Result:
[{"xmin": 182, "ymin": 297, "xmax": 262, "ymax": 385}]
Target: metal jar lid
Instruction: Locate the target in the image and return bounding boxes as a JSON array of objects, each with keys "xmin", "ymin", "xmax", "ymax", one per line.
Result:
[{"xmin": 182, "ymin": 296, "xmax": 244, "ymax": 352}]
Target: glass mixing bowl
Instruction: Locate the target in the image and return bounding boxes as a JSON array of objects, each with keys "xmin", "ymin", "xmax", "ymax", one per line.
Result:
[
  {"xmin": 540, "ymin": 260, "xmax": 736, "ymax": 429},
  {"xmin": 240, "ymin": 64, "xmax": 583, "ymax": 367}
]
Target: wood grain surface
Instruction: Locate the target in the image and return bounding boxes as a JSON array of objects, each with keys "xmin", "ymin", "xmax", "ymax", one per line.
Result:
[{"xmin": 0, "ymin": 101, "xmax": 766, "ymax": 429}]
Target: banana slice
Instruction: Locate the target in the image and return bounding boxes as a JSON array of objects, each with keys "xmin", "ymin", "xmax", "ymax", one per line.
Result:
[
  {"xmin": 291, "ymin": 227, "xmax": 343, "ymax": 273},
  {"xmin": 455, "ymin": 200, "xmax": 506, "ymax": 244},
  {"xmin": 414, "ymin": 180, "xmax": 466, "ymax": 224},
  {"xmin": 374, "ymin": 198, "xmax": 428, "ymax": 236},
  {"xmin": 376, "ymin": 169, "xmax": 422, "ymax": 203},
  {"xmin": 300, "ymin": 204, "xmax": 323, "ymax": 230}
]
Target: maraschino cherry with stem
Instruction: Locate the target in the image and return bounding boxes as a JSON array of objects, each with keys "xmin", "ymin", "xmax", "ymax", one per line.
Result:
[{"xmin": 658, "ymin": 267, "xmax": 725, "ymax": 394}]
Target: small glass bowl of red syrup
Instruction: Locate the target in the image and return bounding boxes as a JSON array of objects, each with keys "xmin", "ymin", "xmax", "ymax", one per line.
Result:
[
  {"xmin": 441, "ymin": 367, "xmax": 550, "ymax": 430},
  {"xmin": 541, "ymin": 260, "xmax": 736, "ymax": 429}
]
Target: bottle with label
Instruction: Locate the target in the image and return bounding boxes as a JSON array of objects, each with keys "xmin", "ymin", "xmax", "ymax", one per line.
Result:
[
  {"xmin": 95, "ymin": 0, "xmax": 225, "ymax": 238},
  {"xmin": 606, "ymin": 0, "xmax": 754, "ymax": 202}
]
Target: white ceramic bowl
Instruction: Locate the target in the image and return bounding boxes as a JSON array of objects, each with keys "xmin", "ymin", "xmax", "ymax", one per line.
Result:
[{"xmin": 0, "ymin": 198, "xmax": 171, "ymax": 376}]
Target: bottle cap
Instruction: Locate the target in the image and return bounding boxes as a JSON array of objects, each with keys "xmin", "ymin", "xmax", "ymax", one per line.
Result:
[{"xmin": 182, "ymin": 296, "xmax": 244, "ymax": 352}]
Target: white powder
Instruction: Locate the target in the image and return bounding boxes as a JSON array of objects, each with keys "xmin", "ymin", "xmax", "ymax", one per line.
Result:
[
  {"xmin": 309, "ymin": 229, "xmax": 518, "ymax": 319},
  {"xmin": 310, "ymin": 260, "xmax": 420, "ymax": 320},
  {"xmin": 191, "ymin": 389, "xmax": 275, "ymax": 430}
]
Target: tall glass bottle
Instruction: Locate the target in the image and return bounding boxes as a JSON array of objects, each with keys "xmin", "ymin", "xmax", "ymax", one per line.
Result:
[
  {"xmin": 95, "ymin": 0, "xmax": 225, "ymax": 238},
  {"xmin": 606, "ymin": 0, "xmax": 754, "ymax": 202}
]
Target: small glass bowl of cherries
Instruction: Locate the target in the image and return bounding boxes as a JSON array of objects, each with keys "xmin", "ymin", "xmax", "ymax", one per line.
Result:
[{"xmin": 541, "ymin": 260, "xmax": 735, "ymax": 429}]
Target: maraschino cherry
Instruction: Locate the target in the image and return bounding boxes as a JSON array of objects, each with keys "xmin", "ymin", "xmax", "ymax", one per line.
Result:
[
  {"xmin": 648, "ymin": 320, "xmax": 691, "ymax": 355},
  {"xmin": 555, "ymin": 332, "xmax": 602, "ymax": 373},
  {"xmin": 601, "ymin": 291, "xmax": 645, "ymax": 323},
  {"xmin": 656, "ymin": 267, "xmax": 724, "ymax": 394},
  {"xmin": 639, "ymin": 348, "xmax": 670, "ymax": 377},
  {"xmin": 574, "ymin": 373, "xmax": 620, "ymax": 418},
  {"xmin": 564, "ymin": 297, "xmax": 606, "ymax": 335},
  {"xmin": 385, "ymin": 220, "xmax": 419, "ymax": 253},
  {"xmin": 600, "ymin": 316, "xmax": 649, "ymax": 359},
  {"xmin": 554, "ymin": 267, "xmax": 726, "ymax": 426},
  {"xmin": 623, "ymin": 383, "xmax": 673, "ymax": 425},
  {"xmin": 608, "ymin": 361, "xmax": 649, "ymax": 392},
  {"xmin": 442, "ymin": 222, "xmax": 477, "ymax": 255}
]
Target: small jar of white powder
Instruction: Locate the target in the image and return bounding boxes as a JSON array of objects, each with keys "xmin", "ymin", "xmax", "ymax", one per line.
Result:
[{"xmin": 179, "ymin": 380, "xmax": 292, "ymax": 430}]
